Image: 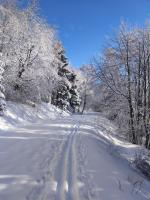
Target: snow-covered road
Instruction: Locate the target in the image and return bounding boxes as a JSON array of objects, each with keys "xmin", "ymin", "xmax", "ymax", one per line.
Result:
[{"xmin": 0, "ymin": 113, "xmax": 150, "ymax": 200}]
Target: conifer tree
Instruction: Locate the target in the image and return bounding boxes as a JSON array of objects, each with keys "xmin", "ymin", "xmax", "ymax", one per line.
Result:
[
  {"xmin": 51, "ymin": 42, "xmax": 71, "ymax": 110},
  {"xmin": 51, "ymin": 42, "xmax": 81, "ymax": 112},
  {"xmin": 70, "ymin": 84, "xmax": 81, "ymax": 113}
]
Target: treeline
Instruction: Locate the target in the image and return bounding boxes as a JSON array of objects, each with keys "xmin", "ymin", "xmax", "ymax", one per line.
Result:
[
  {"xmin": 2, "ymin": 1, "xmax": 149, "ymax": 148},
  {"xmin": 0, "ymin": 0, "xmax": 81, "ymax": 114},
  {"xmin": 90, "ymin": 23, "xmax": 150, "ymax": 148}
]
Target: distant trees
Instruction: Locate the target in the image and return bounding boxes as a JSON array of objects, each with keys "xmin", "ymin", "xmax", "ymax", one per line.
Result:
[
  {"xmin": 93, "ymin": 23, "xmax": 150, "ymax": 148},
  {"xmin": 79, "ymin": 65, "xmax": 96, "ymax": 113}
]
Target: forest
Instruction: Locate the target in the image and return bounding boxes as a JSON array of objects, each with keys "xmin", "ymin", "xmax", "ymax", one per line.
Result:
[
  {"xmin": 0, "ymin": 0, "xmax": 150, "ymax": 150},
  {"xmin": 0, "ymin": 1, "xmax": 150, "ymax": 199}
]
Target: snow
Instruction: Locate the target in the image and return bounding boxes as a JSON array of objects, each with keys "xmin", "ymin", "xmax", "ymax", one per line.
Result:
[
  {"xmin": 0, "ymin": 101, "xmax": 69, "ymax": 130},
  {"xmin": 0, "ymin": 105, "xmax": 150, "ymax": 200}
]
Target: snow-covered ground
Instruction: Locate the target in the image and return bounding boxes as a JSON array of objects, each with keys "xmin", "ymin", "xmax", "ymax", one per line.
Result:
[
  {"xmin": 0, "ymin": 101, "xmax": 69, "ymax": 130},
  {"xmin": 0, "ymin": 103, "xmax": 150, "ymax": 200}
]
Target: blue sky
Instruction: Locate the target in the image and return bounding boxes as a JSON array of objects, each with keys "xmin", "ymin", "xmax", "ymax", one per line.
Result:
[{"xmin": 39, "ymin": 0, "xmax": 150, "ymax": 67}]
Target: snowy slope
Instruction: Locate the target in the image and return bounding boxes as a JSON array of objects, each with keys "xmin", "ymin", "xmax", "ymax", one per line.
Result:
[
  {"xmin": 0, "ymin": 105, "xmax": 150, "ymax": 200},
  {"xmin": 0, "ymin": 101, "xmax": 69, "ymax": 130}
]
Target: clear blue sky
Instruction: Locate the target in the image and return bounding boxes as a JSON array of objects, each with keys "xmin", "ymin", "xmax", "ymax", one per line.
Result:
[{"xmin": 39, "ymin": 0, "xmax": 150, "ymax": 67}]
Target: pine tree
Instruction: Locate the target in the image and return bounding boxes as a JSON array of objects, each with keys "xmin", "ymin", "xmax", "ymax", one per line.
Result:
[
  {"xmin": 51, "ymin": 42, "xmax": 71, "ymax": 110},
  {"xmin": 52, "ymin": 81, "xmax": 70, "ymax": 110},
  {"xmin": 68, "ymin": 71, "xmax": 81, "ymax": 113},
  {"xmin": 70, "ymin": 84, "xmax": 81, "ymax": 113},
  {"xmin": 51, "ymin": 42, "xmax": 81, "ymax": 112},
  {"xmin": 0, "ymin": 53, "xmax": 6, "ymax": 115}
]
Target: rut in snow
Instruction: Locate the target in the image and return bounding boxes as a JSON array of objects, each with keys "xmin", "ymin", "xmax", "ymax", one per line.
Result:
[{"xmin": 55, "ymin": 123, "xmax": 80, "ymax": 200}]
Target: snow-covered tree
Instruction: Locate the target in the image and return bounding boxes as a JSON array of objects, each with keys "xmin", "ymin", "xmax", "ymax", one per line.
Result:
[
  {"xmin": 0, "ymin": 53, "xmax": 6, "ymax": 115},
  {"xmin": 51, "ymin": 42, "xmax": 71, "ymax": 110},
  {"xmin": 51, "ymin": 42, "xmax": 81, "ymax": 112},
  {"xmin": 70, "ymin": 84, "xmax": 81, "ymax": 113},
  {"xmin": 0, "ymin": 0, "xmax": 81, "ymax": 113},
  {"xmin": 93, "ymin": 22, "xmax": 150, "ymax": 148},
  {"xmin": 0, "ymin": 1, "xmax": 58, "ymax": 103},
  {"xmin": 79, "ymin": 65, "xmax": 96, "ymax": 113},
  {"xmin": 52, "ymin": 81, "xmax": 70, "ymax": 110}
]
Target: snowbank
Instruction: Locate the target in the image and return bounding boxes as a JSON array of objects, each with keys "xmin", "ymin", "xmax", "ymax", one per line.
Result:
[
  {"xmin": 93, "ymin": 116, "xmax": 150, "ymax": 178},
  {"xmin": 0, "ymin": 101, "xmax": 69, "ymax": 130}
]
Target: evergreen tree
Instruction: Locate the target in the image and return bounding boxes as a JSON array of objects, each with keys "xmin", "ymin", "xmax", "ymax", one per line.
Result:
[
  {"xmin": 52, "ymin": 81, "xmax": 70, "ymax": 110},
  {"xmin": 51, "ymin": 42, "xmax": 81, "ymax": 112},
  {"xmin": 68, "ymin": 71, "xmax": 81, "ymax": 113},
  {"xmin": 70, "ymin": 84, "xmax": 81, "ymax": 113},
  {"xmin": 51, "ymin": 42, "xmax": 71, "ymax": 110}
]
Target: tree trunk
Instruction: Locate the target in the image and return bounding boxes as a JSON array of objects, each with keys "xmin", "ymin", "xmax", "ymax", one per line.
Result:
[
  {"xmin": 81, "ymin": 89, "xmax": 87, "ymax": 114},
  {"xmin": 126, "ymin": 41, "xmax": 136, "ymax": 144},
  {"xmin": 128, "ymin": 98, "xmax": 136, "ymax": 144}
]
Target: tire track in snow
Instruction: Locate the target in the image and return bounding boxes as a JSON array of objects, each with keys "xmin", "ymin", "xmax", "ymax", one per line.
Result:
[{"xmin": 55, "ymin": 123, "xmax": 80, "ymax": 200}]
